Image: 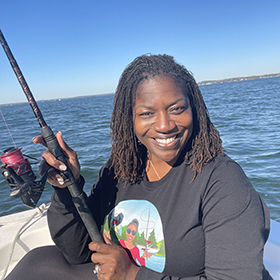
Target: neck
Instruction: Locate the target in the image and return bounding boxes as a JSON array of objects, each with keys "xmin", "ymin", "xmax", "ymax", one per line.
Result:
[{"xmin": 146, "ymin": 153, "xmax": 172, "ymax": 181}]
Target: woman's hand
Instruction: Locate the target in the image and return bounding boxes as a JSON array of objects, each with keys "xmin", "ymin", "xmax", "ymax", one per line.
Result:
[
  {"xmin": 89, "ymin": 234, "xmax": 140, "ymax": 280},
  {"xmin": 32, "ymin": 131, "xmax": 80, "ymax": 188}
]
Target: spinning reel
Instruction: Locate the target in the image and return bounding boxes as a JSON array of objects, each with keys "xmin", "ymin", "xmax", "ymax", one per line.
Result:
[{"xmin": 0, "ymin": 147, "xmax": 52, "ymax": 208}]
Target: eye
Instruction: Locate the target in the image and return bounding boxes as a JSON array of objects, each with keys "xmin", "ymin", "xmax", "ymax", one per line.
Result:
[
  {"xmin": 138, "ymin": 111, "xmax": 154, "ymax": 118},
  {"xmin": 169, "ymin": 106, "xmax": 186, "ymax": 114},
  {"xmin": 140, "ymin": 112, "xmax": 151, "ymax": 116}
]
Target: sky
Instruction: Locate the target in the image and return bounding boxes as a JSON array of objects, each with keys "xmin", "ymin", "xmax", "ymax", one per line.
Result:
[{"xmin": 0, "ymin": 0, "xmax": 279, "ymax": 105}]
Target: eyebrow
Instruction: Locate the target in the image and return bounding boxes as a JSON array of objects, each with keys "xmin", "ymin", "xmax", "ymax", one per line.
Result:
[{"xmin": 135, "ymin": 97, "xmax": 187, "ymax": 110}]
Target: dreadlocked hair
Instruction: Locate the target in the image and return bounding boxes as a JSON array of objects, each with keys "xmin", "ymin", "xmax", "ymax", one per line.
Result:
[{"xmin": 110, "ymin": 54, "xmax": 223, "ymax": 184}]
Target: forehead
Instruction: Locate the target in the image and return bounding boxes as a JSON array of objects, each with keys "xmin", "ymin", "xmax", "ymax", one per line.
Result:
[
  {"xmin": 128, "ymin": 224, "xmax": 137, "ymax": 229},
  {"xmin": 135, "ymin": 76, "xmax": 186, "ymax": 104}
]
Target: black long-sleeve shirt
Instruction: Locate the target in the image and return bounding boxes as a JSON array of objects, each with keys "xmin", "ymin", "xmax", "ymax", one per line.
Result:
[{"xmin": 47, "ymin": 154, "xmax": 273, "ymax": 279}]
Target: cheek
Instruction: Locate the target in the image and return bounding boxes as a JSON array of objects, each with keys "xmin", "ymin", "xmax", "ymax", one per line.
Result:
[
  {"xmin": 133, "ymin": 119, "xmax": 149, "ymax": 139},
  {"xmin": 184, "ymin": 109, "xmax": 193, "ymax": 130}
]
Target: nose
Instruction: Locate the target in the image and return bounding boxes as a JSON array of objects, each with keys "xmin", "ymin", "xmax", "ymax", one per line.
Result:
[{"xmin": 153, "ymin": 111, "xmax": 175, "ymax": 133}]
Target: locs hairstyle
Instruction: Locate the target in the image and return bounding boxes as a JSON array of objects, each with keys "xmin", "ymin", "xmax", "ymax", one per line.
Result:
[{"xmin": 110, "ymin": 54, "xmax": 223, "ymax": 184}]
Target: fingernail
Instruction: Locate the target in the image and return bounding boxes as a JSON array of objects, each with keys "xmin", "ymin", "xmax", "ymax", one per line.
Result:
[
  {"xmin": 59, "ymin": 164, "xmax": 67, "ymax": 171},
  {"xmin": 57, "ymin": 177, "xmax": 64, "ymax": 185}
]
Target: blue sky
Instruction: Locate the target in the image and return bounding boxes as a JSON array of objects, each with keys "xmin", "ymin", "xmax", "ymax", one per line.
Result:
[{"xmin": 0, "ymin": 0, "xmax": 279, "ymax": 105}]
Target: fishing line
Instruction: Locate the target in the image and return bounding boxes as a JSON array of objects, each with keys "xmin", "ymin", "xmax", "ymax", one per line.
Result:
[{"xmin": 0, "ymin": 109, "xmax": 17, "ymax": 148}]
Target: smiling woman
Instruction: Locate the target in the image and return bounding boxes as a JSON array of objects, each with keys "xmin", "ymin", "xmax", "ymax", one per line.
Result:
[
  {"xmin": 110, "ymin": 55, "xmax": 223, "ymax": 185},
  {"xmin": 133, "ymin": 76, "xmax": 193, "ymax": 179},
  {"xmin": 5, "ymin": 54, "xmax": 273, "ymax": 280}
]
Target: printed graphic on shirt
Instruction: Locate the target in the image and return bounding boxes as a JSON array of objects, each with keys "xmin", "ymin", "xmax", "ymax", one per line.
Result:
[{"xmin": 104, "ymin": 200, "xmax": 166, "ymax": 273}]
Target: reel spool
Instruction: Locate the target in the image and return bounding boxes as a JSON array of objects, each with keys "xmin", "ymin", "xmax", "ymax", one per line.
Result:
[
  {"xmin": 1, "ymin": 147, "xmax": 36, "ymax": 187},
  {"xmin": 0, "ymin": 147, "xmax": 48, "ymax": 208}
]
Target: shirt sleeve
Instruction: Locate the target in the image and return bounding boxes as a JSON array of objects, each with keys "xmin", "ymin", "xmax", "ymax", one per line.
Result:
[
  {"xmin": 47, "ymin": 161, "xmax": 117, "ymax": 265},
  {"xmin": 200, "ymin": 159, "xmax": 271, "ymax": 279},
  {"xmin": 47, "ymin": 175, "xmax": 93, "ymax": 264}
]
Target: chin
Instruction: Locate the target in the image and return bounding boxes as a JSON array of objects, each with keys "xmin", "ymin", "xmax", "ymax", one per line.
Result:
[{"xmin": 159, "ymin": 152, "xmax": 181, "ymax": 165}]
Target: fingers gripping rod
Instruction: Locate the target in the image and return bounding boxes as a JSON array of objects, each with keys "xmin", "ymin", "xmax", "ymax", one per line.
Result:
[{"xmin": 0, "ymin": 29, "xmax": 103, "ymax": 243}]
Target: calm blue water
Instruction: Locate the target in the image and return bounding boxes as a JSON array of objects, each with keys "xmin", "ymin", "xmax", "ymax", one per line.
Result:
[{"xmin": 0, "ymin": 77, "xmax": 279, "ymax": 222}]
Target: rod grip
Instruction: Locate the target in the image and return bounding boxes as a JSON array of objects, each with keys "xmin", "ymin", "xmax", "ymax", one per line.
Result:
[{"xmin": 41, "ymin": 126, "xmax": 103, "ymax": 243}]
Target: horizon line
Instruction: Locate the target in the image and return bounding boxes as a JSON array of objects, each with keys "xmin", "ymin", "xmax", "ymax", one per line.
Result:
[{"xmin": 1, "ymin": 73, "xmax": 279, "ymax": 106}]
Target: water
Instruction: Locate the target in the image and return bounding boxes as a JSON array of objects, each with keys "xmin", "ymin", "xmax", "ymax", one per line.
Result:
[{"xmin": 0, "ymin": 78, "xmax": 279, "ymax": 222}]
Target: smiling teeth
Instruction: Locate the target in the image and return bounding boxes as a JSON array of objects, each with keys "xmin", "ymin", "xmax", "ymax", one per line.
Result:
[{"xmin": 155, "ymin": 136, "xmax": 176, "ymax": 144}]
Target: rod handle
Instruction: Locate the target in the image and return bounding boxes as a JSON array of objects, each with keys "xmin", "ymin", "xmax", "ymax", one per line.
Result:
[{"xmin": 41, "ymin": 126, "xmax": 104, "ymax": 243}]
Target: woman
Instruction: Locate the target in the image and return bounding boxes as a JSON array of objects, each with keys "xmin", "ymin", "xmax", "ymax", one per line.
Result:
[
  {"xmin": 119, "ymin": 218, "xmax": 151, "ymax": 266},
  {"xmin": 5, "ymin": 54, "xmax": 273, "ymax": 279}
]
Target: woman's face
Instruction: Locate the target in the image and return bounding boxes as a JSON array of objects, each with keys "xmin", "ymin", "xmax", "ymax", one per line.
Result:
[
  {"xmin": 133, "ymin": 76, "xmax": 193, "ymax": 166},
  {"xmin": 126, "ymin": 224, "xmax": 137, "ymax": 241}
]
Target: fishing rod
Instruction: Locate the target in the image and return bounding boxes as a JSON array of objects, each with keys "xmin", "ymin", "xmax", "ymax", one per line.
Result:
[{"xmin": 0, "ymin": 29, "xmax": 103, "ymax": 243}]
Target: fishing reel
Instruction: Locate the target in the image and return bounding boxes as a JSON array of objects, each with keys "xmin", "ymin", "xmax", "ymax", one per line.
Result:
[{"xmin": 0, "ymin": 147, "xmax": 52, "ymax": 208}]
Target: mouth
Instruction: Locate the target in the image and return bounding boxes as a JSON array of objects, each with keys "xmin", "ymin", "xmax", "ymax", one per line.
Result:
[{"xmin": 154, "ymin": 135, "xmax": 177, "ymax": 145}]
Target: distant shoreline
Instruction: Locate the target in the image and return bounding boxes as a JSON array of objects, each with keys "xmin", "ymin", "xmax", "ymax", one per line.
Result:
[
  {"xmin": 198, "ymin": 73, "xmax": 280, "ymax": 86},
  {"xmin": 1, "ymin": 74, "xmax": 280, "ymax": 106},
  {"xmin": 0, "ymin": 93, "xmax": 114, "ymax": 107}
]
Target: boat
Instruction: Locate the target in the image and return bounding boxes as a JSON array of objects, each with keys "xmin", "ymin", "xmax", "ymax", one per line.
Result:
[
  {"xmin": 0, "ymin": 204, "xmax": 53, "ymax": 280},
  {"xmin": 136, "ymin": 241, "xmax": 160, "ymax": 255},
  {"xmin": 0, "ymin": 204, "xmax": 279, "ymax": 280}
]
